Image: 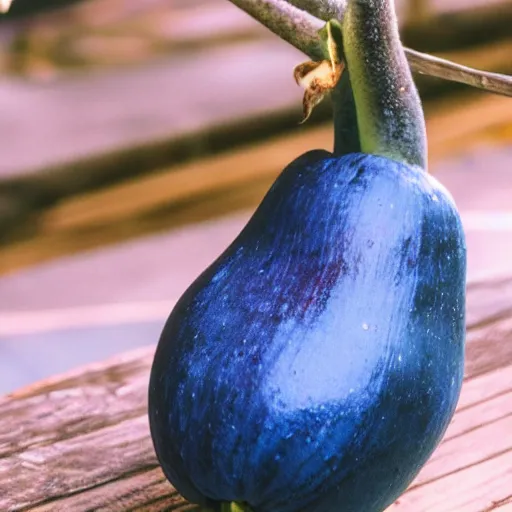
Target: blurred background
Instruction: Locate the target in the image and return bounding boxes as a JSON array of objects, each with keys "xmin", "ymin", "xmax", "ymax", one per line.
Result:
[{"xmin": 0, "ymin": 0, "xmax": 511, "ymax": 394}]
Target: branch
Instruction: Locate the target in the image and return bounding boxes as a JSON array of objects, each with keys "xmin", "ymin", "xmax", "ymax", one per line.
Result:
[
  {"xmin": 228, "ymin": 0, "xmax": 512, "ymax": 97},
  {"xmin": 405, "ymin": 49, "xmax": 512, "ymax": 98}
]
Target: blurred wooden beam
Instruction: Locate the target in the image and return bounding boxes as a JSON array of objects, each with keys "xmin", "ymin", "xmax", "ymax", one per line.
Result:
[
  {"xmin": 401, "ymin": 1, "xmax": 512, "ymax": 53},
  {"xmin": 39, "ymin": 95, "xmax": 512, "ymax": 233},
  {"xmin": 1, "ymin": 93, "xmax": 510, "ymax": 276},
  {"xmin": 0, "ymin": 0, "xmax": 511, "ymax": 270},
  {"xmin": 2, "ymin": 0, "xmax": 512, "ymax": 72}
]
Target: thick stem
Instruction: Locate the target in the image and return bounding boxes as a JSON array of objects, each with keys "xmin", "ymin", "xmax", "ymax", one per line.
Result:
[{"xmin": 343, "ymin": 0, "xmax": 427, "ymax": 169}]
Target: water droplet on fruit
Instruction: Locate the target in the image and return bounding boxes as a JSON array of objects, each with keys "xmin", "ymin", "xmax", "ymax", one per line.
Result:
[{"xmin": 362, "ymin": 323, "xmax": 369, "ymax": 330}]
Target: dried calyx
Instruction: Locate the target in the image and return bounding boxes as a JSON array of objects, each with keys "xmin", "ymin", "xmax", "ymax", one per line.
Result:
[{"xmin": 294, "ymin": 21, "xmax": 344, "ymax": 123}]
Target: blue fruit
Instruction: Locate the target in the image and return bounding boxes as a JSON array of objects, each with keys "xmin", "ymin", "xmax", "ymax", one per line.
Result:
[
  {"xmin": 149, "ymin": 149, "xmax": 466, "ymax": 512},
  {"xmin": 148, "ymin": 2, "xmax": 467, "ymax": 511}
]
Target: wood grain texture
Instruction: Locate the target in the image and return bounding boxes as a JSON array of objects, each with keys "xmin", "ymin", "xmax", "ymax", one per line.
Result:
[{"xmin": 1, "ymin": 275, "xmax": 512, "ymax": 511}]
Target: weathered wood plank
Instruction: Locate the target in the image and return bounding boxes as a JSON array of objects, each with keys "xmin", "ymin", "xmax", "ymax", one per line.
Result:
[
  {"xmin": 1, "ymin": 275, "xmax": 512, "ymax": 510},
  {"xmin": 446, "ymin": 388, "xmax": 512, "ymax": 440},
  {"xmin": 465, "ymin": 315, "xmax": 512, "ymax": 379},
  {"xmin": 456, "ymin": 362, "xmax": 512, "ymax": 409},
  {"xmin": 0, "ymin": 415, "xmax": 156, "ymax": 510},
  {"xmin": 0, "ymin": 348, "xmax": 152, "ymax": 459},
  {"xmin": 2, "ymin": 365, "xmax": 511, "ymax": 511},
  {"xmin": 412, "ymin": 403, "xmax": 512, "ymax": 486},
  {"xmin": 30, "ymin": 468, "xmax": 196, "ymax": 512},
  {"xmin": 387, "ymin": 448, "xmax": 512, "ymax": 512},
  {"xmin": 465, "ymin": 276, "xmax": 512, "ymax": 329}
]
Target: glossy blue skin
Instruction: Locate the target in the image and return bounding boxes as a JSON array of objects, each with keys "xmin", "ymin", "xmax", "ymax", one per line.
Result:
[{"xmin": 148, "ymin": 150, "xmax": 466, "ymax": 512}]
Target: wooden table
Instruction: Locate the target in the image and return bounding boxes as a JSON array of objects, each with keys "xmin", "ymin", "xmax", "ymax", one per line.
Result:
[{"xmin": 1, "ymin": 274, "xmax": 511, "ymax": 511}]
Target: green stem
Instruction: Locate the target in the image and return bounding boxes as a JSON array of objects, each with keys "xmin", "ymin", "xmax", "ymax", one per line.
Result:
[
  {"xmin": 332, "ymin": 69, "xmax": 361, "ymax": 156},
  {"xmin": 318, "ymin": 20, "xmax": 360, "ymax": 156},
  {"xmin": 220, "ymin": 502, "xmax": 253, "ymax": 512},
  {"xmin": 342, "ymin": 0, "xmax": 427, "ymax": 169}
]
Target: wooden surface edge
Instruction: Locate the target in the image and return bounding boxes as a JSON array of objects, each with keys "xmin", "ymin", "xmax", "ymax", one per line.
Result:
[{"xmin": 0, "ymin": 273, "xmax": 512, "ymax": 510}]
